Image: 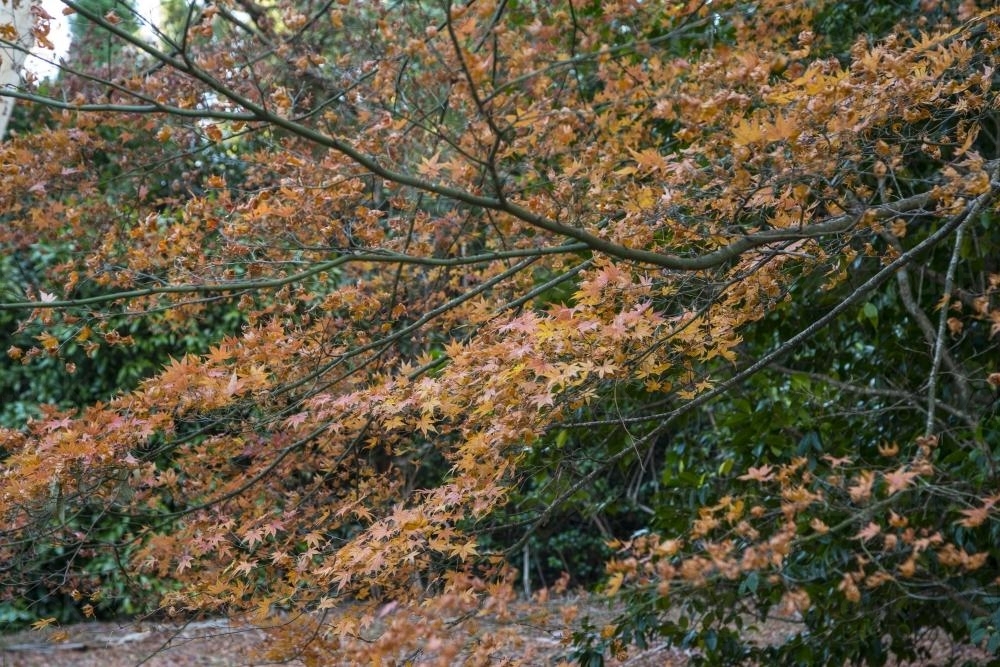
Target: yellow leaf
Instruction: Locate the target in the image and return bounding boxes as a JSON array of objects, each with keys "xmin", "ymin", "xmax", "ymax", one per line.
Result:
[
  {"xmin": 604, "ymin": 571, "xmax": 624, "ymax": 596},
  {"xmin": 417, "ymin": 151, "xmax": 443, "ymax": 178},
  {"xmin": 448, "ymin": 540, "xmax": 478, "ymax": 561},
  {"xmin": 37, "ymin": 332, "xmax": 60, "ymax": 353},
  {"xmin": 731, "ymin": 118, "xmax": 761, "ymax": 147},
  {"xmin": 31, "ymin": 617, "xmax": 57, "ymax": 631},
  {"xmin": 762, "ymin": 113, "xmax": 798, "ymax": 142}
]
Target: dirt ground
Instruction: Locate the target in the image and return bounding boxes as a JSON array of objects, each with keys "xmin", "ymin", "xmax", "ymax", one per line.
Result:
[{"xmin": 0, "ymin": 597, "xmax": 991, "ymax": 666}]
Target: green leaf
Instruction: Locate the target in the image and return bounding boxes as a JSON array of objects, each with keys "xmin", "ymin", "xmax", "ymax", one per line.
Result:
[{"xmin": 861, "ymin": 301, "xmax": 878, "ymax": 326}]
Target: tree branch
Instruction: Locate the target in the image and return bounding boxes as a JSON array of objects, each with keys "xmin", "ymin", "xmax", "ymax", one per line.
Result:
[
  {"xmin": 926, "ymin": 216, "xmax": 969, "ymax": 436},
  {"xmin": 885, "ymin": 238, "xmax": 972, "ymax": 409},
  {"xmin": 768, "ymin": 364, "xmax": 977, "ymax": 429},
  {"xmin": 0, "ymin": 244, "xmax": 588, "ymax": 311}
]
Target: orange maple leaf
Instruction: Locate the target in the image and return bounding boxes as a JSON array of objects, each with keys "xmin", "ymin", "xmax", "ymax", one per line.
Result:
[
  {"xmin": 854, "ymin": 522, "xmax": 881, "ymax": 542},
  {"xmin": 738, "ymin": 464, "xmax": 774, "ymax": 482},
  {"xmin": 883, "ymin": 467, "xmax": 919, "ymax": 495}
]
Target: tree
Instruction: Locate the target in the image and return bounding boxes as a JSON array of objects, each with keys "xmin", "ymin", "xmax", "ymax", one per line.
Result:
[
  {"xmin": 1, "ymin": 0, "xmax": 998, "ymax": 663},
  {"xmin": 0, "ymin": 0, "xmax": 35, "ymax": 138}
]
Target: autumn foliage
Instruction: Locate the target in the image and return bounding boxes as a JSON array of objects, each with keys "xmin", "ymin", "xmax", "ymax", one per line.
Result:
[{"xmin": 1, "ymin": 0, "xmax": 999, "ymax": 663}]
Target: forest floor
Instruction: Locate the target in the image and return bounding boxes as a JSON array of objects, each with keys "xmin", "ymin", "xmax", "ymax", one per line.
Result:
[{"xmin": 0, "ymin": 595, "xmax": 991, "ymax": 666}]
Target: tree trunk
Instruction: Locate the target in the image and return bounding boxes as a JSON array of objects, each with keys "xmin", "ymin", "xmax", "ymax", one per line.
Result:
[{"xmin": 0, "ymin": 0, "xmax": 33, "ymax": 139}]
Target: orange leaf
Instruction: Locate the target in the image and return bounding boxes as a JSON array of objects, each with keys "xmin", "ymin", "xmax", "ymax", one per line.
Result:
[
  {"xmin": 855, "ymin": 521, "xmax": 881, "ymax": 541},
  {"xmin": 31, "ymin": 617, "xmax": 57, "ymax": 631}
]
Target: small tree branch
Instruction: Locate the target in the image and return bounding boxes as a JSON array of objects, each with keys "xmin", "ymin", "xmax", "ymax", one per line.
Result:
[
  {"xmin": 896, "ymin": 264, "xmax": 973, "ymax": 405},
  {"xmin": 926, "ymin": 216, "xmax": 969, "ymax": 436},
  {"xmin": 0, "ymin": 244, "xmax": 588, "ymax": 311},
  {"xmin": 768, "ymin": 364, "xmax": 977, "ymax": 429}
]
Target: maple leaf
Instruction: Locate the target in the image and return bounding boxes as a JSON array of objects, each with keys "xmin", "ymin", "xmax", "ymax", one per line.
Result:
[
  {"xmin": 176, "ymin": 554, "xmax": 193, "ymax": 574},
  {"xmin": 882, "ymin": 467, "xmax": 919, "ymax": 495},
  {"xmin": 448, "ymin": 540, "xmax": 478, "ymax": 561},
  {"xmin": 731, "ymin": 117, "xmax": 762, "ymax": 146},
  {"xmin": 738, "ymin": 464, "xmax": 774, "ymax": 482},
  {"xmin": 822, "ymin": 454, "xmax": 852, "ymax": 467},
  {"xmin": 206, "ymin": 344, "xmax": 233, "ymax": 364},
  {"xmin": 233, "ymin": 559, "xmax": 257, "ymax": 577},
  {"xmin": 529, "ymin": 391, "xmax": 555, "ymax": 410},
  {"xmin": 262, "ymin": 518, "xmax": 284, "ymax": 538},
  {"xmin": 417, "ymin": 151, "xmax": 443, "ymax": 178},
  {"xmin": 956, "ymin": 504, "xmax": 992, "ymax": 528},
  {"xmin": 414, "ymin": 412, "xmax": 437, "ymax": 435},
  {"xmin": 626, "ymin": 146, "xmax": 668, "ymax": 174},
  {"xmin": 762, "ymin": 113, "xmax": 799, "ymax": 143},
  {"xmin": 284, "ymin": 412, "xmax": 309, "ymax": 429},
  {"xmin": 243, "ymin": 527, "xmax": 265, "ymax": 548},
  {"xmin": 31, "ymin": 617, "xmax": 57, "ymax": 631},
  {"xmin": 854, "ymin": 522, "xmax": 881, "ymax": 542}
]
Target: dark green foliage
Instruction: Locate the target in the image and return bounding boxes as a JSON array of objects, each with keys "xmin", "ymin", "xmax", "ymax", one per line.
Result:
[
  {"xmin": 0, "ymin": 246, "xmax": 243, "ymax": 428},
  {"xmin": 0, "ymin": 246, "xmax": 242, "ymax": 626},
  {"xmin": 590, "ymin": 202, "xmax": 1000, "ymax": 663}
]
